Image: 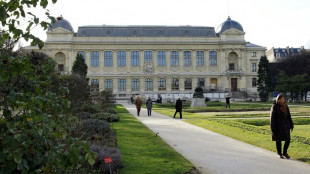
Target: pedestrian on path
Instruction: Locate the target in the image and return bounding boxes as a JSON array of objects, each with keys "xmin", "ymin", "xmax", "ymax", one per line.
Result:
[
  {"xmin": 270, "ymin": 93, "xmax": 294, "ymax": 159},
  {"xmin": 226, "ymin": 95, "xmax": 230, "ymax": 109},
  {"xmin": 146, "ymin": 96, "xmax": 153, "ymax": 116},
  {"xmin": 173, "ymin": 97, "xmax": 182, "ymax": 119},
  {"xmin": 134, "ymin": 96, "xmax": 142, "ymax": 116}
]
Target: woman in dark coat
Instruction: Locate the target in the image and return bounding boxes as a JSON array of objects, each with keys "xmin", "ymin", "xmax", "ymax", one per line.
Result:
[
  {"xmin": 270, "ymin": 93, "xmax": 294, "ymax": 159},
  {"xmin": 173, "ymin": 97, "xmax": 182, "ymax": 119}
]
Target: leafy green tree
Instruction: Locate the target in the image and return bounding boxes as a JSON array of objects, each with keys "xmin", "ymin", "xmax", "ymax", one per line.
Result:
[
  {"xmin": 72, "ymin": 53, "xmax": 88, "ymax": 78},
  {"xmin": 276, "ymin": 71, "xmax": 310, "ymax": 102},
  {"xmin": 257, "ymin": 55, "xmax": 271, "ymax": 101},
  {"xmin": 276, "ymin": 52, "xmax": 310, "ymax": 101},
  {"xmin": 0, "ymin": 49, "xmax": 95, "ymax": 173},
  {"xmin": 0, "ymin": 0, "xmax": 57, "ymax": 48}
]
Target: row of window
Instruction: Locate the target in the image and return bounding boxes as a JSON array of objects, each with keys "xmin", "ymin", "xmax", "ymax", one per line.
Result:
[
  {"xmin": 91, "ymin": 78, "xmax": 257, "ymax": 91},
  {"xmin": 78, "ymin": 51, "xmax": 218, "ymax": 67}
]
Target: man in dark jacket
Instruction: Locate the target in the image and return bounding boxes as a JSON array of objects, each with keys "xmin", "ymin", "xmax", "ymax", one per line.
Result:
[
  {"xmin": 146, "ymin": 97, "xmax": 153, "ymax": 116},
  {"xmin": 270, "ymin": 93, "xmax": 294, "ymax": 159},
  {"xmin": 173, "ymin": 97, "xmax": 182, "ymax": 119}
]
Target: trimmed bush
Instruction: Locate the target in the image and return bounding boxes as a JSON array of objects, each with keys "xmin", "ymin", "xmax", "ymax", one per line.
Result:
[
  {"xmin": 91, "ymin": 112, "xmax": 120, "ymax": 122},
  {"xmin": 90, "ymin": 144, "xmax": 123, "ymax": 174},
  {"xmin": 76, "ymin": 112, "xmax": 91, "ymax": 120}
]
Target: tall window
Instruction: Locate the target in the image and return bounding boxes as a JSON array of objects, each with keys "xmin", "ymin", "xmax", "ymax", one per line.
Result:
[
  {"xmin": 252, "ymin": 63, "xmax": 257, "ymax": 72},
  {"xmin": 118, "ymin": 79, "xmax": 126, "ymax": 91},
  {"xmin": 104, "ymin": 79, "xmax": 113, "ymax": 91},
  {"xmin": 117, "ymin": 51, "xmax": 126, "ymax": 66},
  {"xmin": 158, "ymin": 78, "xmax": 166, "ymax": 91},
  {"xmin": 104, "ymin": 51, "xmax": 113, "ymax": 66},
  {"xmin": 209, "ymin": 51, "xmax": 217, "ymax": 66},
  {"xmin": 171, "ymin": 78, "xmax": 179, "ymax": 91},
  {"xmin": 184, "ymin": 51, "xmax": 191, "ymax": 66},
  {"xmin": 77, "ymin": 51, "xmax": 85, "ymax": 59},
  {"xmin": 144, "ymin": 51, "xmax": 152, "ymax": 62},
  {"xmin": 132, "ymin": 79, "xmax": 139, "ymax": 91},
  {"xmin": 131, "ymin": 51, "xmax": 139, "ymax": 66},
  {"xmin": 145, "ymin": 78, "xmax": 153, "ymax": 91},
  {"xmin": 251, "ymin": 52, "xmax": 256, "ymax": 57},
  {"xmin": 229, "ymin": 63, "xmax": 235, "ymax": 70},
  {"xmin": 91, "ymin": 51, "xmax": 99, "ymax": 66},
  {"xmin": 198, "ymin": 78, "xmax": 205, "ymax": 88},
  {"xmin": 91, "ymin": 79, "xmax": 99, "ymax": 89},
  {"xmin": 185, "ymin": 78, "xmax": 192, "ymax": 90},
  {"xmin": 158, "ymin": 51, "xmax": 166, "ymax": 66},
  {"xmin": 252, "ymin": 78, "xmax": 257, "ymax": 87},
  {"xmin": 196, "ymin": 51, "xmax": 204, "ymax": 66},
  {"xmin": 170, "ymin": 51, "xmax": 179, "ymax": 66}
]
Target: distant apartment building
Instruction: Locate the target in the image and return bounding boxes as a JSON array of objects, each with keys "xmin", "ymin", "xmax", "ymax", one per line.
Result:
[{"xmin": 266, "ymin": 46, "xmax": 304, "ymax": 62}]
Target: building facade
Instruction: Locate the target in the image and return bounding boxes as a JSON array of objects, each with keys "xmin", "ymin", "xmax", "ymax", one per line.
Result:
[
  {"xmin": 266, "ymin": 46, "xmax": 303, "ymax": 62},
  {"xmin": 28, "ymin": 16, "xmax": 266, "ymax": 100}
]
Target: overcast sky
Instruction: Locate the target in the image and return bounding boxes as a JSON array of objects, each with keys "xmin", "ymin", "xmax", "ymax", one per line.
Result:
[{"xmin": 24, "ymin": 0, "xmax": 310, "ymax": 50}]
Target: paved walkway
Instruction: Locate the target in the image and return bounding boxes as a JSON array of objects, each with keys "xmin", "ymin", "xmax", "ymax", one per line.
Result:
[{"xmin": 119, "ymin": 101, "xmax": 310, "ymax": 174}]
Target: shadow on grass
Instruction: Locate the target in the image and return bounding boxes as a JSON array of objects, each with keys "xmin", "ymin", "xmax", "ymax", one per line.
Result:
[{"xmin": 297, "ymin": 158, "xmax": 310, "ymax": 163}]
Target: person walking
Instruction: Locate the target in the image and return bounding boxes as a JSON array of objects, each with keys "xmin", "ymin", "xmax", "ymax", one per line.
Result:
[
  {"xmin": 225, "ymin": 95, "xmax": 230, "ymax": 109},
  {"xmin": 270, "ymin": 93, "xmax": 294, "ymax": 159},
  {"xmin": 173, "ymin": 97, "xmax": 182, "ymax": 119},
  {"xmin": 146, "ymin": 96, "xmax": 153, "ymax": 116},
  {"xmin": 134, "ymin": 96, "xmax": 142, "ymax": 116}
]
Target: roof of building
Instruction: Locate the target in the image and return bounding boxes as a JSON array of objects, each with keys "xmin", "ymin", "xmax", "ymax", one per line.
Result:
[
  {"xmin": 273, "ymin": 47, "xmax": 301, "ymax": 58},
  {"xmin": 76, "ymin": 25, "xmax": 217, "ymax": 37},
  {"xmin": 48, "ymin": 16, "xmax": 74, "ymax": 32},
  {"xmin": 245, "ymin": 43, "xmax": 264, "ymax": 47},
  {"xmin": 217, "ymin": 16, "xmax": 244, "ymax": 33}
]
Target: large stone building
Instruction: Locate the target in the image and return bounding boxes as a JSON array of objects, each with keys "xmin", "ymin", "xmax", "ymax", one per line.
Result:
[{"xmin": 28, "ymin": 16, "xmax": 266, "ymax": 100}]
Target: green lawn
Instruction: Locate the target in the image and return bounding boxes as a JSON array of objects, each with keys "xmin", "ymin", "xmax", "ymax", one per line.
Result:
[
  {"xmin": 112, "ymin": 105, "xmax": 194, "ymax": 174},
  {"xmin": 153, "ymin": 102, "xmax": 310, "ymax": 164}
]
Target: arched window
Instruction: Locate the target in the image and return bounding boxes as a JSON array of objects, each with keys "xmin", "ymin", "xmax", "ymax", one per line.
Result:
[
  {"xmin": 118, "ymin": 79, "xmax": 126, "ymax": 91},
  {"xmin": 196, "ymin": 51, "xmax": 204, "ymax": 66},
  {"xmin": 185, "ymin": 78, "xmax": 192, "ymax": 90},
  {"xmin": 132, "ymin": 79, "xmax": 140, "ymax": 91},
  {"xmin": 171, "ymin": 78, "xmax": 179, "ymax": 91},
  {"xmin": 158, "ymin": 78, "xmax": 166, "ymax": 91},
  {"xmin": 91, "ymin": 51, "xmax": 99, "ymax": 66},
  {"xmin": 170, "ymin": 51, "xmax": 179, "ymax": 66},
  {"xmin": 131, "ymin": 51, "xmax": 139, "ymax": 66},
  {"xmin": 104, "ymin": 51, "xmax": 113, "ymax": 66},
  {"xmin": 144, "ymin": 51, "xmax": 152, "ymax": 62},
  {"xmin": 117, "ymin": 51, "xmax": 126, "ymax": 66},
  {"xmin": 104, "ymin": 79, "xmax": 113, "ymax": 91},
  {"xmin": 184, "ymin": 51, "xmax": 191, "ymax": 66},
  {"xmin": 145, "ymin": 78, "xmax": 153, "ymax": 91},
  {"xmin": 209, "ymin": 51, "xmax": 217, "ymax": 66},
  {"xmin": 252, "ymin": 78, "xmax": 257, "ymax": 87}
]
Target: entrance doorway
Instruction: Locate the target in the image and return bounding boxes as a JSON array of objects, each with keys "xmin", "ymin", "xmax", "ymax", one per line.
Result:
[{"xmin": 231, "ymin": 78, "xmax": 237, "ymax": 91}]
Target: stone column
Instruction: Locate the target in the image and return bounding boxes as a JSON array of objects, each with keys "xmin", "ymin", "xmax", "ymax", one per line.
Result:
[
  {"xmin": 113, "ymin": 50, "xmax": 117, "ymax": 72},
  {"xmin": 126, "ymin": 77, "xmax": 131, "ymax": 92},
  {"xmin": 113, "ymin": 77, "xmax": 118, "ymax": 93},
  {"xmin": 140, "ymin": 77, "xmax": 145, "ymax": 92},
  {"xmin": 179, "ymin": 77, "xmax": 185, "ymax": 92},
  {"xmin": 179, "ymin": 50, "xmax": 184, "ymax": 71},
  {"xmin": 99, "ymin": 50, "xmax": 104, "ymax": 73},
  {"xmin": 85, "ymin": 51, "xmax": 91, "ymax": 68},
  {"xmin": 153, "ymin": 77, "xmax": 158, "ymax": 92},
  {"xmin": 167, "ymin": 50, "xmax": 171, "ymax": 72}
]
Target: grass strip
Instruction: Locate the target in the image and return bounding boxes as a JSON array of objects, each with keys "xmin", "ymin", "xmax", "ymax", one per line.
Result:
[
  {"xmin": 185, "ymin": 119, "xmax": 310, "ymax": 164},
  {"xmin": 112, "ymin": 105, "xmax": 194, "ymax": 174}
]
